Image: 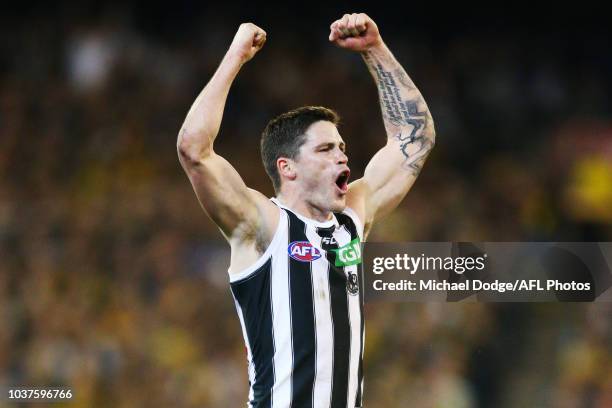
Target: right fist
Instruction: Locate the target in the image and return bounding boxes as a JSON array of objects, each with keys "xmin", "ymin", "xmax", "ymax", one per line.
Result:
[{"xmin": 228, "ymin": 23, "xmax": 267, "ymax": 64}]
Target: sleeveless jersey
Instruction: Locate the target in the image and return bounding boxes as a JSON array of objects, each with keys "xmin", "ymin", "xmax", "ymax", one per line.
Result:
[{"xmin": 229, "ymin": 198, "xmax": 365, "ymax": 408}]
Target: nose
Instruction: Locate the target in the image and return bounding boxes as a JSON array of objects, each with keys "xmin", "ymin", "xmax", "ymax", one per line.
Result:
[{"xmin": 336, "ymin": 149, "xmax": 348, "ymax": 165}]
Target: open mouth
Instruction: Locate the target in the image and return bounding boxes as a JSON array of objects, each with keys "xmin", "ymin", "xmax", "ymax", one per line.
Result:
[{"xmin": 335, "ymin": 170, "xmax": 351, "ymax": 193}]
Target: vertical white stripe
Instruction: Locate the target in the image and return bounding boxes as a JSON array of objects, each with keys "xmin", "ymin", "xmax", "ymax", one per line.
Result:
[
  {"xmin": 333, "ymin": 225, "xmax": 361, "ymax": 408},
  {"xmin": 232, "ymin": 295, "xmax": 255, "ymax": 407},
  {"xmin": 359, "ymin": 263, "xmax": 366, "ymax": 405},
  {"xmin": 342, "ymin": 209, "xmax": 366, "ymax": 406},
  {"xmin": 346, "ymin": 262, "xmax": 362, "ymax": 408},
  {"xmin": 271, "ymin": 211, "xmax": 293, "ymax": 408},
  {"xmin": 305, "ymin": 226, "xmax": 334, "ymax": 408}
]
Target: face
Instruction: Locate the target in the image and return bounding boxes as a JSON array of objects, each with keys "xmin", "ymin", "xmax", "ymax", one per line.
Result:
[{"xmin": 291, "ymin": 120, "xmax": 351, "ymax": 213}]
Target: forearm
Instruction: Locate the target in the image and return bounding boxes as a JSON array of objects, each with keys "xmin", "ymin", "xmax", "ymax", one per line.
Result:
[
  {"xmin": 362, "ymin": 43, "xmax": 435, "ymax": 174},
  {"xmin": 177, "ymin": 51, "xmax": 243, "ymax": 163}
]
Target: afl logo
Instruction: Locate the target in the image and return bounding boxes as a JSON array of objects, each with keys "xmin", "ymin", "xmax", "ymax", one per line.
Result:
[{"xmin": 288, "ymin": 241, "xmax": 322, "ymax": 262}]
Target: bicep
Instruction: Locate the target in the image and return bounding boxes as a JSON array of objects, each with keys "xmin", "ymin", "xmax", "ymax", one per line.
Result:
[
  {"xmin": 180, "ymin": 152, "xmax": 275, "ymax": 239},
  {"xmin": 349, "ymin": 137, "xmax": 429, "ymax": 225}
]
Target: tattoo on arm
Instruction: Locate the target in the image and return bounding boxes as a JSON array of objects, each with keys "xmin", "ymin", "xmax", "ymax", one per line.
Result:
[
  {"xmin": 363, "ymin": 52, "xmax": 434, "ymax": 175},
  {"xmin": 393, "ymin": 68, "xmax": 416, "ymax": 90}
]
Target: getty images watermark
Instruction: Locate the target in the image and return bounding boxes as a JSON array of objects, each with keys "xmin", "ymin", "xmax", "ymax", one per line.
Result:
[{"xmin": 361, "ymin": 243, "xmax": 612, "ymax": 302}]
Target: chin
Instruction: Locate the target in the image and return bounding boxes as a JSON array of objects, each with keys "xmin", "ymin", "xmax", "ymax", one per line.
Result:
[{"xmin": 330, "ymin": 197, "xmax": 347, "ymax": 213}]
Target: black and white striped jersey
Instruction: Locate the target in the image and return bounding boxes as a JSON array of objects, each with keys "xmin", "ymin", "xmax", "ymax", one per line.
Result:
[{"xmin": 229, "ymin": 198, "xmax": 365, "ymax": 408}]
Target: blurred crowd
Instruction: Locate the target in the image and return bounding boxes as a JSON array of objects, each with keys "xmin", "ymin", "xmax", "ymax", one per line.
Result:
[{"xmin": 1, "ymin": 3, "xmax": 611, "ymax": 407}]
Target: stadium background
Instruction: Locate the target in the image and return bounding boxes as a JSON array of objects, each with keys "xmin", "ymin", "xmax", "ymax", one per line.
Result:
[{"xmin": 1, "ymin": 1, "xmax": 611, "ymax": 407}]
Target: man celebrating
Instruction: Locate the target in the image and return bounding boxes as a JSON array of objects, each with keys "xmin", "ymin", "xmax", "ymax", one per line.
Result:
[{"xmin": 177, "ymin": 12, "xmax": 435, "ymax": 408}]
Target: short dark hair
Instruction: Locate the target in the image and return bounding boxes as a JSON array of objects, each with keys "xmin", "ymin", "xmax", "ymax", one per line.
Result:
[{"xmin": 260, "ymin": 106, "xmax": 340, "ymax": 192}]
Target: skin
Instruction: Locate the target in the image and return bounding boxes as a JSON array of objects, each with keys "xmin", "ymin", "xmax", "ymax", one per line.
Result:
[
  {"xmin": 277, "ymin": 120, "xmax": 350, "ymax": 220},
  {"xmin": 177, "ymin": 14, "xmax": 436, "ymax": 275}
]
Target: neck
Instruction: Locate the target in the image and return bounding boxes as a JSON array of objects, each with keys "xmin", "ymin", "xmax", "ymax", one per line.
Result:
[{"xmin": 277, "ymin": 192, "xmax": 333, "ymax": 223}]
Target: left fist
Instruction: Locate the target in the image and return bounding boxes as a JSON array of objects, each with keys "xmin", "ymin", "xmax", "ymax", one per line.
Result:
[{"xmin": 329, "ymin": 13, "xmax": 382, "ymax": 52}]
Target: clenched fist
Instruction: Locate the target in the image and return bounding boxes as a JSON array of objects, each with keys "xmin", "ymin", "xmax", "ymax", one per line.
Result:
[
  {"xmin": 329, "ymin": 13, "xmax": 382, "ymax": 52},
  {"xmin": 228, "ymin": 23, "xmax": 267, "ymax": 64}
]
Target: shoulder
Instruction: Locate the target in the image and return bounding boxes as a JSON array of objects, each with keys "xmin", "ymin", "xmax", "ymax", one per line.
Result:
[
  {"xmin": 339, "ymin": 206, "xmax": 366, "ymax": 240},
  {"xmin": 228, "ymin": 196, "xmax": 287, "ymax": 280},
  {"xmin": 227, "ymin": 191, "xmax": 280, "ymax": 255},
  {"xmin": 345, "ymin": 179, "xmax": 372, "ymax": 236},
  {"xmin": 237, "ymin": 188, "xmax": 280, "ymax": 242}
]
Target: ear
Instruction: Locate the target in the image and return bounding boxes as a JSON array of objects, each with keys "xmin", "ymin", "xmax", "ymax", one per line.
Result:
[{"xmin": 277, "ymin": 157, "xmax": 297, "ymax": 181}]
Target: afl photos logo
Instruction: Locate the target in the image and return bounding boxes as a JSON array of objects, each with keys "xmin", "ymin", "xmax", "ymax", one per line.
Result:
[{"xmin": 288, "ymin": 241, "xmax": 322, "ymax": 262}]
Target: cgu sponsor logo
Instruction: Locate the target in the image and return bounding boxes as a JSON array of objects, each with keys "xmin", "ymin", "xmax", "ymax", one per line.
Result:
[
  {"xmin": 332, "ymin": 237, "xmax": 362, "ymax": 267},
  {"xmin": 288, "ymin": 241, "xmax": 322, "ymax": 262}
]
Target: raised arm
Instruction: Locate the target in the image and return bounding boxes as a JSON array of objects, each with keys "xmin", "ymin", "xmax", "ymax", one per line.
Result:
[
  {"xmin": 329, "ymin": 13, "xmax": 436, "ymax": 236},
  {"xmin": 177, "ymin": 23, "xmax": 278, "ymax": 244}
]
